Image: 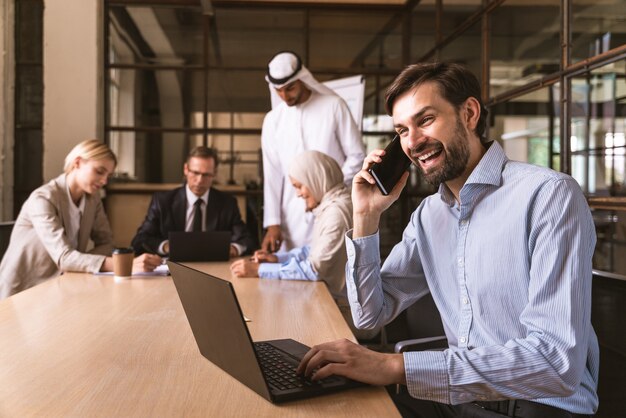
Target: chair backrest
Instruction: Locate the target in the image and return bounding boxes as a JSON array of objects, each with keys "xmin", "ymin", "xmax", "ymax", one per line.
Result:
[
  {"xmin": 0, "ymin": 221, "xmax": 15, "ymax": 264},
  {"xmin": 382, "ymin": 292, "xmax": 446, "ymax": 344},
  {"xmin": 405, "ymin": 292, "xmax": 446, "ymax": 339}
]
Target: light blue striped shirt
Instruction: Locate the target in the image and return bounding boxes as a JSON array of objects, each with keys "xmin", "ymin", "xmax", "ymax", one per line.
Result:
[
  {"xmin": 345, "ymin": 141, "xmax": 599, "ymax": 414},
  {"xmin": 258, "ymin": 246, "xmax": 318, "ymax": 280}
]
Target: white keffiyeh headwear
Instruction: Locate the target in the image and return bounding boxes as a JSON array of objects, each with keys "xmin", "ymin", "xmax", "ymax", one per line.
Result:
[{"xmin": 265, "ymin": 51, "xmax": 336, "ymax": 108}]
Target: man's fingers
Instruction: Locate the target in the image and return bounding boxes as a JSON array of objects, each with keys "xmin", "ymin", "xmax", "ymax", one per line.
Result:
[
  {"xmin": 358, "ymin": 169, "xmax": 377, "ymax": 185},
  {"xmin": 304, "ymin": 349, "xmax": 348, "ymax": 377},
  {"xmin": 312, "ymin": 362, "xmax": 346, "ymax": 381},
  {"xmin": 297, "ymin": 340, "xmax": 347, "ymax": 376},
  {"xmin": 361, "ymin": 149, "xmax": 386, "ymax": 170},
  {"xmin": 296, "ymin": 344, "xmax": 322, "ymax": 375}
]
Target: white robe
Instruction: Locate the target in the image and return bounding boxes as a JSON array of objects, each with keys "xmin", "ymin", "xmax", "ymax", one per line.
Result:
[{"xmin": 261, "ymin": 92, "xmax": 365, "ymax": 250}]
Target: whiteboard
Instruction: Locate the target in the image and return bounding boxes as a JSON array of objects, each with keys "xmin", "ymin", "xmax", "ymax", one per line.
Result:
[{"xmin": 323, "ymin": 75, "xmax": 365, "ymax": 129}]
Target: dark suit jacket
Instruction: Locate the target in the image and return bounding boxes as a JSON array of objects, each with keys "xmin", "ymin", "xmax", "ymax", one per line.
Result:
[{"xmin": 131, "ymin": 185, "xmax": 256, "ymax": 256}]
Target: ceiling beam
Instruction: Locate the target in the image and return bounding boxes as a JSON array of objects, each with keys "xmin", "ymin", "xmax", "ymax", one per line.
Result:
[{"xmin": 349, "ymin": 0, "xmax": 421, "ymax": 68}]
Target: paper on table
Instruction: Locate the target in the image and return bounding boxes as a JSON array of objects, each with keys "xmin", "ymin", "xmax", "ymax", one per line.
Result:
[{"xmin": 94, "ymin": 264, "xmax": 170, "ymax": 276}]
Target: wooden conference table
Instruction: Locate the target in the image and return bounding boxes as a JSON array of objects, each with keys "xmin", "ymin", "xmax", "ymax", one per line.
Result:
[{"xmin": 0, "ymin": 262, "xmax": 399, "ymax": 417}]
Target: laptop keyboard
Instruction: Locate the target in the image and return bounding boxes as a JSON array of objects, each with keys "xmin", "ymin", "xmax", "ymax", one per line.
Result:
[{"xmin": 255, "ymin": 342, "xmax": 341, "ymax": 392}]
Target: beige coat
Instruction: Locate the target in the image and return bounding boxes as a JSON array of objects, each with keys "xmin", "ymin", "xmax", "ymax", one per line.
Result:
[{"xmin": 0, "ymin": 174, "xmax": 114, "ymax": 299}]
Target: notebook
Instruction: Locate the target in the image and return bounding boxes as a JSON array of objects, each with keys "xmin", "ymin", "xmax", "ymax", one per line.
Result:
[
  {"xmin": 168, "ymin": 231, "xmax": 231, "ymax": 262},
  {"xmin": 168, "ymin": 261, "xmax": 364, "ymax": 403}
]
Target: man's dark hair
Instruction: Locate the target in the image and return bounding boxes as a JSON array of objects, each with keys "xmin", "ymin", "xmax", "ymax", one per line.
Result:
[
  {"xmin": 385, "ymin": 62, "xmax": 488, "ymax": 140},
  {"xmin": 187, "ymin": 146, "xmax": 219, "ymax": 167}
]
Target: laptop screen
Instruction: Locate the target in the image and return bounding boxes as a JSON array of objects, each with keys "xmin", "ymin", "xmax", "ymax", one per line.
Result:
[{"xmin": 168, "ymin": 231, "xmax": 231, "ymax": 262}]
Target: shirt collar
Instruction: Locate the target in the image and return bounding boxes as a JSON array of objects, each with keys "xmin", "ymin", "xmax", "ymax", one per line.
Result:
[
  {"xmin": 438, "ymin": 141, "xmax": 508, "ymax": 205},
  {"xmin": 185, "ymin": 184, "xmax": 209, "ymax": 207}
]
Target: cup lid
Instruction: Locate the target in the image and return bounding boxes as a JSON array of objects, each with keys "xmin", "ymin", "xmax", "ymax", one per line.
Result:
[{"xmin": 113, "ymin": 247, "xmax": 134, "ymax": 254}]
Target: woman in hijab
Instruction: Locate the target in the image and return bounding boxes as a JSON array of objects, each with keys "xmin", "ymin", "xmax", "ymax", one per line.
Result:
[
  {"xmin": 230, "ymin": 150, "xmax": 378, "ymax": 340},
  {"xmin": 0, "ymin": 139, "xmax": 162, "ymax": 299}
]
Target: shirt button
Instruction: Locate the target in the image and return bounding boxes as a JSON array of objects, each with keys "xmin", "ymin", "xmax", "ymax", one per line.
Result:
[
  {"xmin": 457, "ymin": 258, "xmax": 464, "ymax": 266},
  {"xmin": 462, "ymin": 297, "xmax": 469, "ymax": 304},
  {"xmin": 460, "ymin": 220, "xmax": 468, "ymax": 226},
  {"xmin": 460, "ymin": 337, "xmax": 467, "ymax": 343}
]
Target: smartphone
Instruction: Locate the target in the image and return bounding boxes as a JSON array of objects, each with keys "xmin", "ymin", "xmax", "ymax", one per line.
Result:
[{"xmin": 368, "ymin": 135, "xmax": 412, "ymax": 196}]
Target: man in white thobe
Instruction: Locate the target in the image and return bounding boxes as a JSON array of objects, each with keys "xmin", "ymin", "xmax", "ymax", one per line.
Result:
[{"xmin": 261, "ymin": 51, "xmax": 365, "ymax": 251}]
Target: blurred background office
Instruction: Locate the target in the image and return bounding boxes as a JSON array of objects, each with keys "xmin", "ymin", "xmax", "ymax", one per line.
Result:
[{"xmin": 0, "ymin": 0, "xmax": 624, "ymax": 416}]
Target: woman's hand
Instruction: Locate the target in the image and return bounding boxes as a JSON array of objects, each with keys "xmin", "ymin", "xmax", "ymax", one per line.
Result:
[{"xmin": 230, "ymin": 259, "xmax": 260, "ymax": 278}]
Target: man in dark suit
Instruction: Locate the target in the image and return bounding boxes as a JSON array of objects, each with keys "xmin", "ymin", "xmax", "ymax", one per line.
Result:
[{"xmin": 131, "ymin": 146, "xmax": 256, "ymax": 257}]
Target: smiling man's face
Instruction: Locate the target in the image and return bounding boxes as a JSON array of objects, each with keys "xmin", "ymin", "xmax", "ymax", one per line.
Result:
[{"xmin": 392, "ymin": 82, "xmax": 472, "ymax": 186}]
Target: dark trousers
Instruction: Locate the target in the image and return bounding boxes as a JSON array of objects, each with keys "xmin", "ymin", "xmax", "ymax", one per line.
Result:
[{"xmin": 391, "ymin": 389, "xmax": 592, "ymax": 418}]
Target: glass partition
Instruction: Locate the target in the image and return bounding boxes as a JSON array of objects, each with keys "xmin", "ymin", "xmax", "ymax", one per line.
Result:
[
  {"xmin": 570, "ymin": 61, "xmax": 626, "ymax": 196},
  {"xmin": 109, "ymin": 5, "xmax": 204, "ymax": 66},
  {"xmin": 489, "ymin": 1, "xmax": 561, "ymax": 96},
  {"xmin": 206, "ymin": 69, "xmax": 268, "ymax": 112},
  {"xmin": 108, "ymin": 68, "xmax": 205, "ymax": 128},
  {"xmin": 439, "ymin": 19, "xmax": 481, "ymax": 83},
  {"xmin": 210, "ymin": 8, "xmax": 305, "ymax": 68},
  {"xmin": 441, "ymin": 0, "xmax": 482, "ymax": 37},
  {"xmin": 310, "ymin": 10, "xmax": 401, "ymax": 69},
  {"xmin": 410, "ymin": 0, "xmax": 437, "ymax": 61},
  {"xmin": 490, "ymin": 85, "xmax": 560, "ymax": 169},
  {"xmin": 571, "ymin": 0, "xmax": 626, "ymax": 63}
]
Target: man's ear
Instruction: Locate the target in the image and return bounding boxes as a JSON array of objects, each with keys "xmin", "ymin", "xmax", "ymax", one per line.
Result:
[
  {"xmin": 183, "ymin": 163, "xmax": 189, "ymax": 175},
  {"xmin": 463, "ymin": 97, "xmax": 481, "ymax": 132}
]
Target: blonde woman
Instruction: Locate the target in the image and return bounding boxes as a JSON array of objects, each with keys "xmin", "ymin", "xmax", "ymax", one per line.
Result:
[
  {"xmin": 230, "ymin": 150, "xmax": 379, "ymax": 340},
  {"xmin": 0, "ymin": 139, "xmax": 161, "ymax": 299}
]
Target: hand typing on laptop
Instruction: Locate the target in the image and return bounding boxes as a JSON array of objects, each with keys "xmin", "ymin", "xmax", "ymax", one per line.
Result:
[{"xmin": 296, "ymin": 339, "xmax": 406, "ymax": 387}]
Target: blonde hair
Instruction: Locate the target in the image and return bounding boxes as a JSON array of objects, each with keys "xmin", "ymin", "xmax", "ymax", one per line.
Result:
[{"xmin": 63, "ymin": 139, "xmax": 117, "ymax": 174}]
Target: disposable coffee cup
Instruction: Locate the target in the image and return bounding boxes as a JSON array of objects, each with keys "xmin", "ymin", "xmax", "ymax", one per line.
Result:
[{"xmin": 112, "ymin": 247, "xmax": 134, "ymax": 280}]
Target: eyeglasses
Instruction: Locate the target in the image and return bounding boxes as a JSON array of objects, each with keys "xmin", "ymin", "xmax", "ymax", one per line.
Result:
[{"xmin": 187, "ymin": 169, "xmax": 215, "ymax": 179}]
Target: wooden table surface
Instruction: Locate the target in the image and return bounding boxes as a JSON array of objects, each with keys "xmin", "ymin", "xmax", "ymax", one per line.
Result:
[{"xmin": 0, "ymin": 262, "xmax": 399, "ymax": 417}]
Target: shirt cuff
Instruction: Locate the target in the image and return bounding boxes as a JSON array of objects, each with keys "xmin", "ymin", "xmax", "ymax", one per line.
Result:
[
  {"xmin": 258, "ymin": 263, "xmax": 281, "ymax": 279},
  {"xmin": 275, "ymin": 252, "xmax": 290, "ymax": 263},
  {"xmin": 345, "ymin": 229, "xmax": 380, "ymax": 266},
  {"xmin": 263, "ymin": 219, "xmax": 281, "ymax": 229},
  {"xmin": 158, "ymin": 240, "xmax": 169, "ymax": 256},
  {"xmin": 404, "ymin": 351, "xmax": 449, "ymax": 404},
  {"xmin": 231, "ymin": 242, "xmax": 245, "ymax": 256}
]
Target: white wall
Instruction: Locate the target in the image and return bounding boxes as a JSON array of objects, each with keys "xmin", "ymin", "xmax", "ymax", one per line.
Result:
[
  {"xmin": 43, "ymin": 0, "xmax": 103, "ymax": 181},
  {"xmin": 0, "ymin": 0, "xmax": 15, "ymax": 220}
]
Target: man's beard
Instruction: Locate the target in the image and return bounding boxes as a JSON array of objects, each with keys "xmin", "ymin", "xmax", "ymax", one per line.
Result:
[{"xmin": 414, "ymin": 117, "xmax": 470, "ymax": 186}]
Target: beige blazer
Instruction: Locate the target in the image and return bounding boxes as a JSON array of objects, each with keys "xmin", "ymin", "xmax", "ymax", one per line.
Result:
[{"xmin": 0, "ymin": 174, "xmax": 114, "ymax": 299}]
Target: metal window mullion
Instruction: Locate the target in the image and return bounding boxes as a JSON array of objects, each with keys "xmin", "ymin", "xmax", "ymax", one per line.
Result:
[{"xmin": 559, "ymin": 0, "xmax": 572, "ymax": 175}]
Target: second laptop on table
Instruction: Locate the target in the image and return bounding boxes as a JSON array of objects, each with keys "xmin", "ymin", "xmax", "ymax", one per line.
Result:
[{"xmin": 168, "ymin": 231, "xmax": 231, "ymax": 262}]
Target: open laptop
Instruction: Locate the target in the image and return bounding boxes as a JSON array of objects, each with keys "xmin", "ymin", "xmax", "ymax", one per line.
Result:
[
  {"xmin": 168, "ymin": 231, "xmax": 230, "ymax": 262},
  {"xmin": 168, "ymin": 262, "xmax": 364, "ymax": 403}
]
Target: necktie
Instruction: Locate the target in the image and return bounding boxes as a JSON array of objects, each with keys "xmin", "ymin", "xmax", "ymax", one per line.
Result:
[{"xmin": 192, "ymin": 199, "xmax": 203, "ymax": 232}]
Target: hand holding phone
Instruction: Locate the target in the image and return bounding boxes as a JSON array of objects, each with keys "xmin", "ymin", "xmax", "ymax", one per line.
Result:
[{"xmin": 367, "ymin": 135, "xmax": 412, "ymax": 195}]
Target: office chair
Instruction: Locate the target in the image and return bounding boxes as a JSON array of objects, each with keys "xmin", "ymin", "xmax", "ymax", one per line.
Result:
[{"xmin": 392, "ymin": 293, "xmax": 447, "ymax": 394}]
